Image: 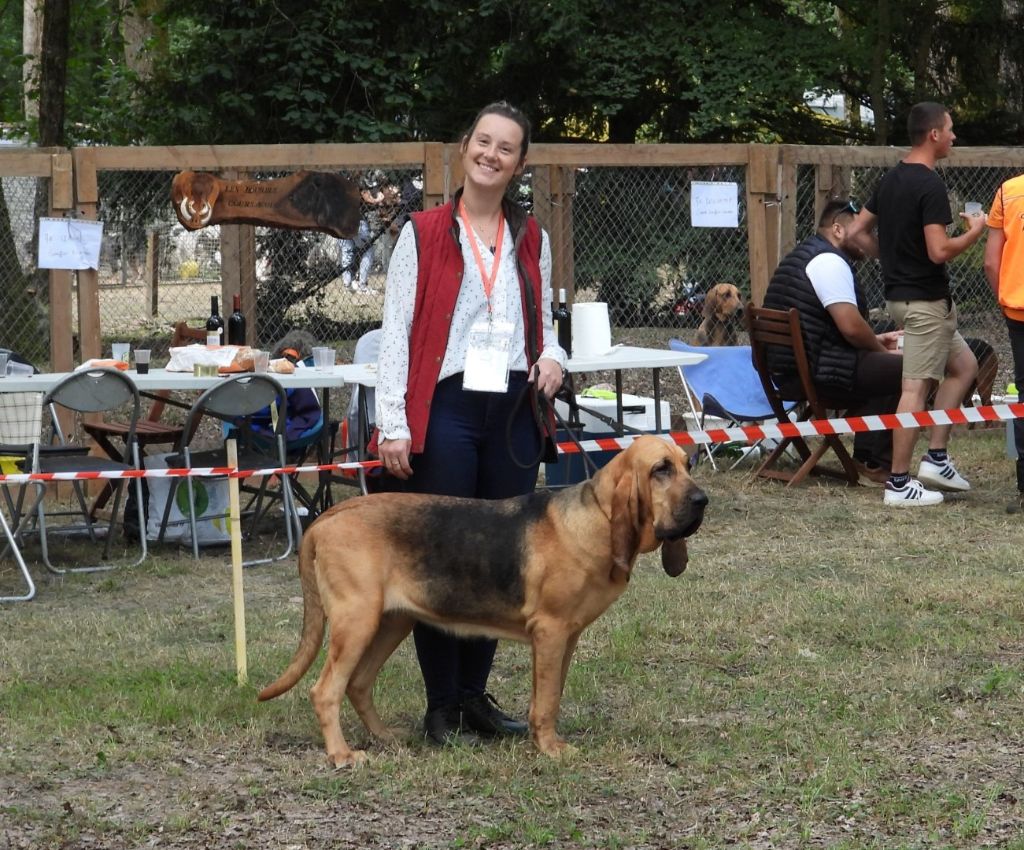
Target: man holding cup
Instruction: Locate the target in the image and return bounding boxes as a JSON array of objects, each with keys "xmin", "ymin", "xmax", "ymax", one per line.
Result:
[{"xmin": 847, "ymin": 101, "xmax": 987, "ymax": 506}]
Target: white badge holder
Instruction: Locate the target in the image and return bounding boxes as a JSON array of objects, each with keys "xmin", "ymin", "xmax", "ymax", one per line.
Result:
[{"xmin": 463, "ymin": 319, "xmax": 513, "ymax": 393}]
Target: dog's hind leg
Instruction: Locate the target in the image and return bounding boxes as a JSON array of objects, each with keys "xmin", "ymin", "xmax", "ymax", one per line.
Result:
[
  {"xmin": 309, "ymin": 600, "xmax": 383, "ymax": 768},
  {"xmin": 346, "ymin": 612, "xmax": 415, "ymax": 742}
]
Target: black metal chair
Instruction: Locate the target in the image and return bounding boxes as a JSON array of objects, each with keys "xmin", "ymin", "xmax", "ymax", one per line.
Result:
[
  {"xmin": 155, "ymin": 373, "xmax": 301, "ymax": 565},
  {"xmin": 27, "ymin": 367, "xmax": 148, "ymax": 573}
]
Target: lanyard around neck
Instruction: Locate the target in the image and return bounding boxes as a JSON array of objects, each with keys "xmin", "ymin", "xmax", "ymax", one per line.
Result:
[{"xmin": 458, "ymin": 200, "xmax": 506, "ymax": 313}]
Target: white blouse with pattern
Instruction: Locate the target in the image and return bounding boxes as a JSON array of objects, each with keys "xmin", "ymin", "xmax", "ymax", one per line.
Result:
[{"xmin": 375, "ymin": 216, "xmax": 566, "ymax": 442}]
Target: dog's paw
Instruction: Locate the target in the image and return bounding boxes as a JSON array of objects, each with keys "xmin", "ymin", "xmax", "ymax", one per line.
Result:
[
  {"xmin": 327, "ymin": 748, "xmax": 369, "ymax": 768},
  {"xmin": 535, "ymin": 736, "xmax": 576, "ymax": 759}
]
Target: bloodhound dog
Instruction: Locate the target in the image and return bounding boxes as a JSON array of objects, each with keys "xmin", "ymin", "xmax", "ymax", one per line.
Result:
[
  {"xmin": 259, "ymin": 435, "xmax": 708, "ymax": 767},
  {"xmin": 695, "ymin": 282, "xmax": 743, "ymax": 346}
]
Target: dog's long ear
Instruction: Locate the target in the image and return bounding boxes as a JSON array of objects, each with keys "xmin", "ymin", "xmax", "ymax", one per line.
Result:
[
  {"xmin": 610, "ymin": 468, "xmax": 641, "ymax": 579},
  {"xmin": 702, "ymin": 286, "xmax": 719, "ymax": 320}
]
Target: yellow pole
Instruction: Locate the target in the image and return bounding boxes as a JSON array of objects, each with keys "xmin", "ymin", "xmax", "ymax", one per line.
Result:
[{"xmin": 226, "ymin": 439, "xmax": 247, "ymax": 685}]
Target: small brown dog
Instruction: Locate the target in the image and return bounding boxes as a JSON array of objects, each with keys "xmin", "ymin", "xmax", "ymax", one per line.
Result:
[
  {"xmin": 695, "ymin": 283, "xmax": 743, "ymax": 346},
  {"xmin": 258, "ymin": 436, "xmax": 707, "ymax": 767}
]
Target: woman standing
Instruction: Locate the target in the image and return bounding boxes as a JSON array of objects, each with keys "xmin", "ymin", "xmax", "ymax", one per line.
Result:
[{"xmin": 373, "ymin": 102, "xmax": 567, "ymax": 745}]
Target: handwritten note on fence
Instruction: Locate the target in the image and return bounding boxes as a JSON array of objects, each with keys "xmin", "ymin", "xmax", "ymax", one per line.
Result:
[
  {"xmin": 38, "ymin": 218, "xmax": 104, "ymax": 270},
  {"xmin": 690, "ymin": 181, "xmax": 739, "ymax": 228}
]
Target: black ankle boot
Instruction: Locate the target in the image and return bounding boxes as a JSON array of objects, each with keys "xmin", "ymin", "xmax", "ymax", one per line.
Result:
[
  {"xmin": 422, "ymin": 704, "xmax": 480, "ymax": 746},
  {"xmin": 461, "ymin": 693, "xmax": 529, "ymax": 738}
]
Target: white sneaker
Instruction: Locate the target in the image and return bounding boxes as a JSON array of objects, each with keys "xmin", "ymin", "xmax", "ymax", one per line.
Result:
[
  {"xmin": 917, "ymin": 456, "xmax": 971, "ymax": 492},
  {"xmin": 883, "ymin": 477, "xmax": 944, "ymax": 506}
]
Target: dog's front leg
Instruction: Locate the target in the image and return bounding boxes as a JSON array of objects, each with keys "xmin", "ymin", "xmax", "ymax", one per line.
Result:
[{"xmin": 529, "ymin": 625, "xmax": 577, "ymax": 757}]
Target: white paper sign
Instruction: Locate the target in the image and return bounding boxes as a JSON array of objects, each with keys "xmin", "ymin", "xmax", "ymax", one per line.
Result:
[
  {"xmin": 37, "ymin": 217, "xmax": 104, "ymax": 270},
  {"xmin": 690, "ymin": 181, "xmax": 739, "ymax": 228}
]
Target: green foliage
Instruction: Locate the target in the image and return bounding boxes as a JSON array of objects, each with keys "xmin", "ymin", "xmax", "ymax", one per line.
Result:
[{"xmin": 2, "ymin": 0, "xmax": 1022, "ymax": 145}]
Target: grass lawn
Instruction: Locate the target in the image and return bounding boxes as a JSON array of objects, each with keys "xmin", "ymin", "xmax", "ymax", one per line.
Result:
[{"xmin": 2, "ymin": 425, "xmax": 1023, "ymax": 849}]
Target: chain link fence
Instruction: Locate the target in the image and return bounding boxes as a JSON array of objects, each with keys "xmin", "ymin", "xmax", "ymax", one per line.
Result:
[
  {"xmin": 1, "ymin": 145, "xmax": 1021, "ymax": 393},
  {"xmin": 0, "ymin": 170, "xmax": 51, "ymax": 367}
]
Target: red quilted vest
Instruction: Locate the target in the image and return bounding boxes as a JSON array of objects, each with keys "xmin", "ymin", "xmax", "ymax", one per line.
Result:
[{"xmin": 372, "ymin": 197, "xmax": 549, "ymax": 454}]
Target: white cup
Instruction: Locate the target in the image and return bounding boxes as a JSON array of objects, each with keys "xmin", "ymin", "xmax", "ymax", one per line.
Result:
[
  {"xmin": 252, "ymin": 350, "xmax": 269, "ymax": 373},
  {"xmin": 964, "ymin": 201, "xmax": 983, "ymax": 216},
  {"xmin": 111, "ymin": 342, "xmax": 130, "ymax": 363}
]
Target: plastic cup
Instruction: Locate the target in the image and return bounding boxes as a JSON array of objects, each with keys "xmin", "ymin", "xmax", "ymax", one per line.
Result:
[
  {"xmin": 111, "ymin": 342, "xmax": 130, "ymax": 363},
  {"xmin": 134, "ymin": 349, "xmax": 150, "ymax": 375},
  {"xmin": 0, "ymin": 352, "xmax": 8, "ymax": 377},
  {"xmin": 313, "ymin": 346, "xmax": 336, "ymax": 371},
  {"xmin": 964, "ymin": 201, "xmax": 983, "ymax": 216},
  {"xmin": 253, "ymin": 350, "xmax": 269, "ymax": 373}
]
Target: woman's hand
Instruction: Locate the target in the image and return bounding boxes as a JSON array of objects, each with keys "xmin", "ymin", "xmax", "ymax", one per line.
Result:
[
  {"xmin": 378, "ymin": 438, "xmax": 412, "ymax": 479},
  {"xmin": 531, "ymin": 358, "xmax": 565, "ymax": 400}
]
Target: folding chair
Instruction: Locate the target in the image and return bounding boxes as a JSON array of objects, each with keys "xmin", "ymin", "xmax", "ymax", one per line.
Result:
[
  {"xmin": 156, "ymin": 373, "xmax": 301, "ymax": 565},
  {"xmin": 744, "ymin": 304, "xmax": 860, "ymax": 487},
  {"xmin": 334, "ymin": 328, "xmax": 380, "ymax": 495},
  {"xmin": 28, "ymin": 368, "xmax": 148, "ymax": 573},
  {"xmin": 1, "ymin": 391, "xmax": 42, "ymax": 601},
  {"xmin": 83, "ymin": 322, "xmax": 206, "ymax": 517},
  {"xmin": 668, "ymin": 339, "xmax": 799, "ymax": 470}
]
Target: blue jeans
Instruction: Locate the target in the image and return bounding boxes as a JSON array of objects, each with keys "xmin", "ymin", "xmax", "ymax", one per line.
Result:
[{"xmin": 399, "ymin": 372, "xmax": 541, "ymax": 711}]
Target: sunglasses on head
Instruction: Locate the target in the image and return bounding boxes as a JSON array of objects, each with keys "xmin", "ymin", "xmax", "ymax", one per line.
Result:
[{"xmin": 829, "ymin": 200, "xmax": 860, "ymax": 227}]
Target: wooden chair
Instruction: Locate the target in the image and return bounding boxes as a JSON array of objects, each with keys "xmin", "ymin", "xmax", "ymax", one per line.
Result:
[
  {"xmin": 84, "ymin": 322, "xmax": 206, "ymax": 516},
  {"xmin": 744, "ymin": 303, "xmax": 860, "ymax": 487}
]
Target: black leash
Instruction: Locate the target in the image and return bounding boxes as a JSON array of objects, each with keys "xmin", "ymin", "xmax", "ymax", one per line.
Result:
[{"xmin": 506, "ymin": 366, "xmax": 647, "ymax": 477}]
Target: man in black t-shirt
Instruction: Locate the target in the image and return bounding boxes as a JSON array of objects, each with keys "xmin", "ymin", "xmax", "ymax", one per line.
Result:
[{"xmin": 848, "ymin": 102, "xmax": 987, "ymax": 507}]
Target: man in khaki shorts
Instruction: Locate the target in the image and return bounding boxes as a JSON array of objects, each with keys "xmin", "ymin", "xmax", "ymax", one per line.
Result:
[{"xmin": 848, "ymin": 101, "xmax": 986, "ymax": 506}]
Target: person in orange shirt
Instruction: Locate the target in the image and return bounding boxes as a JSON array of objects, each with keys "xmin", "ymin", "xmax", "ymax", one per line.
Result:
[{"xmin": 983, "ymin": 173, "xmax": 1024, "ymax": 513}]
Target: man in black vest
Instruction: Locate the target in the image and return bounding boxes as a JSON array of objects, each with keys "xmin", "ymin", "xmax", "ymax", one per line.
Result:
[{"xmin": 764, "ymin": 198, "xmax": 903, "ymax": 486}]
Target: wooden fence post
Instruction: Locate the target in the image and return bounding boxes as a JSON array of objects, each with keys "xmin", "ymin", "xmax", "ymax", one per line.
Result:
[
  {"xmin": 746, "ymin": 144, "xmax": 781, "ymax": 306},
  {"xmin": 48, "ymin": 152, "xmax": 75, "ymax": 372},
  {"xmin": 218, "ymin": 169, "xmax": 256, "ymax": 344},
  {"xmin": 70, "ymin": 147, "xmax": 101, "ymax": 363},
  {"xmin": 144, "ymin": 229, "xmax": 159, "ymax": 317}
]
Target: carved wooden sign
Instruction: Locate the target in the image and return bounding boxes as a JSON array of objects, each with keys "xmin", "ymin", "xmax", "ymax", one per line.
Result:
[{"xmin": 170, "ymin": 170, "xmax": 361, "ymax": 238}]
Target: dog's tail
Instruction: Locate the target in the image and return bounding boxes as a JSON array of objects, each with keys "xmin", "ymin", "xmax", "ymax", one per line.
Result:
[{"xmin": 257, "ymin": 530, "xmax": 325, "ymax": 701}]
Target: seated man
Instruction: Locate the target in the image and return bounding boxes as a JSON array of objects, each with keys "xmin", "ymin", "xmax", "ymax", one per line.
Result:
[
  {"xmin": 229, "ymin": 330, "xmax": 324, "ymax": 448},
  {"xmin": 763, "ymin": 198, "xmax": 903, "ymax": 485}
]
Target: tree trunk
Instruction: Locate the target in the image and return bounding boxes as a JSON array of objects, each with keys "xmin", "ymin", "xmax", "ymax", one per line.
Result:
[
  {"xmin": 868, "ymin": 0, "xmax": 891, "ymax": 144},
  {"xmin": 122, "ymin": 0, "xmax": 165, "ymax": 80},
  {"xmin": 22, "ymin": 0, "xmax": 42, "ymax": 120},
  {"xmin": 38, "ymin": 0, "xmax": 71, "ymax": 147}
]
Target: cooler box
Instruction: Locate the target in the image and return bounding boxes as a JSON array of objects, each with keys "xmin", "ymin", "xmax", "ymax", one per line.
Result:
[{"xmin": 544, "ymin": 393, "xmax": 670, "ymax": 487}]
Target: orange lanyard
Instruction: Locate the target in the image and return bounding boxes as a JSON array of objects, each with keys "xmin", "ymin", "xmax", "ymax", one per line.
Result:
[{"xmin": 458, "ymin": 200, "xmax": 505, "ymax": 313}]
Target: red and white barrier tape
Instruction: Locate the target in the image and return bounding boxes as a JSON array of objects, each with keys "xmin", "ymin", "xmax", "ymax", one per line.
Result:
[{"xmin": 2, "ymin": 402, "xmax": 1022, "ymax": 484}]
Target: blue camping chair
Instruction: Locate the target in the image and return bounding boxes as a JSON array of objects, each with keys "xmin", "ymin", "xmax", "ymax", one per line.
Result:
[{"xmin": 669, "ymin": 339, "xmax": 800, "ymax": 469}]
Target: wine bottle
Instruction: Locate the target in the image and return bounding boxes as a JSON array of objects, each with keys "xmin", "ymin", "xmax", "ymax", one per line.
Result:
[
  {"xmin": 206, "ymin": 295, "xmax": 224, "ymax": 345},
  {"xmin": 554, "ymin": 288, "xmax": 572, "ymax": 356},
  {"xmin": 227, "ymin": 293, "xmax": 246, "ymax": 345}
]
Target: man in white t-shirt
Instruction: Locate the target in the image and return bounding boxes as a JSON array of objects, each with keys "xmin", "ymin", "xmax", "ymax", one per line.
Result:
[{"xmin": 763, "ymin": 198, "xmax": 903, "ymax": 485}]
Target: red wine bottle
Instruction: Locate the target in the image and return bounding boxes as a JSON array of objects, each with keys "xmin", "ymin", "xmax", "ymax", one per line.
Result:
[
  {"xmin": 227, "ymin": 293, "xmax": 246, "ymax": 345},
  {"xmin": 554, "ymin": 288, "xmax": 572, "ymax": 356},
  {"xmin": 205, "ymin": 296, "xmax": 224, "ymax": 345}
]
